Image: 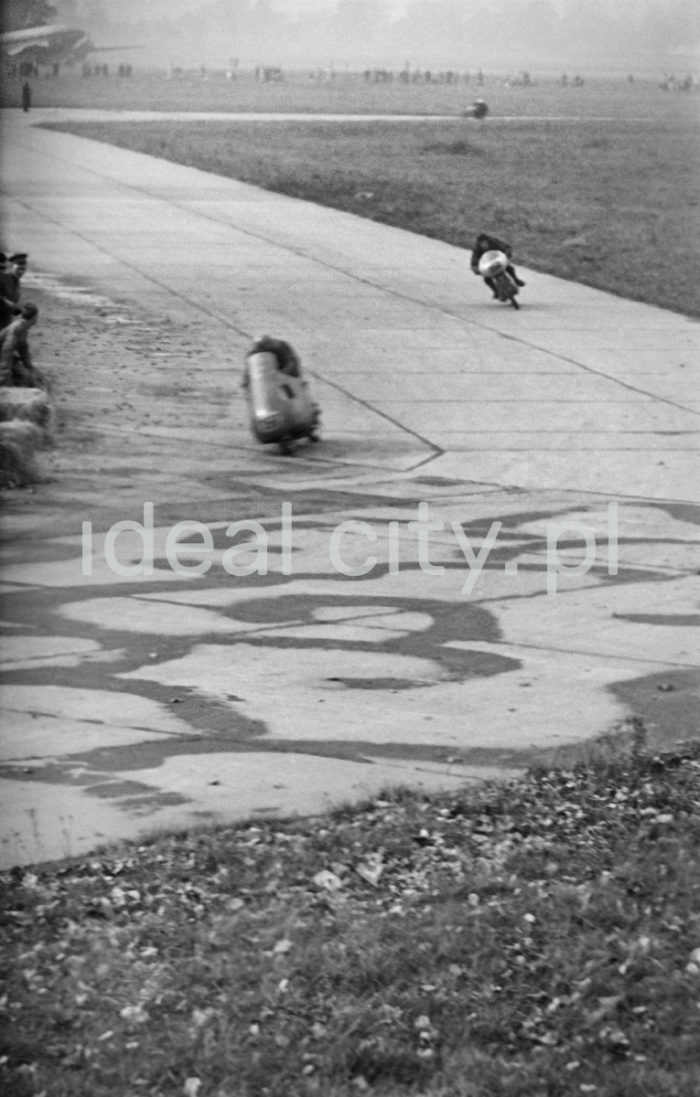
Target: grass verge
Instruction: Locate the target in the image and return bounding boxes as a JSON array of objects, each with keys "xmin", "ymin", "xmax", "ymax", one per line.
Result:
[
  {"xmin": 36, "ymin": 75, "xmax": 700, "ymax": 317},
  {"xmin": 2, "ymin": 733, "xmax": 700, "ymax": 1096},
  {"xmin": 46, "ymin": 112, "xmax": 700, "ymax": 319}
]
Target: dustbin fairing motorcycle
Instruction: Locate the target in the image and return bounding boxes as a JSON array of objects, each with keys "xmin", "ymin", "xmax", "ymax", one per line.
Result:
[
  {"xmin": 243, "ymin": 350, "xmax": 321, "ymax": 455},
  {"xmin": 477, "ymin": 249, "xmax": 521, "ymax": 309}
]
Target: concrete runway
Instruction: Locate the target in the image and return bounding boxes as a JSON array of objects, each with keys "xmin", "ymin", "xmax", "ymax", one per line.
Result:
[{"xmin": 1, "ymin": 109, "xmax": 698, "ymax": 867}]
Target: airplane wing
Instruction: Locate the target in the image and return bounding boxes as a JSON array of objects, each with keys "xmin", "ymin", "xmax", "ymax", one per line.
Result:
[
  {"xmin": 1, "ymin": 24, "xmax": 141, "ymax": 64},
  {"xmin": 5, "ymin": 38, "xmax": 53, "ymax": 57}
]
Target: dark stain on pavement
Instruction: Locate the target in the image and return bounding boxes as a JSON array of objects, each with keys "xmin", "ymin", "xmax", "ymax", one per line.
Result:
[
  {"xmin": 646, "ymin": 501, "xmax": 700, "ymax": 528},
  {"xmin": 2, "ymin": 483, "xmax": 696, "ymax": 825},
  {"xmin": 613, "ymin": 613, "xmax": 700, "ymax": 627},
  {"xmin": 609, "ymin": 667, "xmax": 700, "ymax": 750},
  {"xmin": 325, "ymin": 676, "xmax": 428, "ymax": 690},
  {"xmin": 0, "ymin": 734, "xmax": 534, "ymax": 790}
]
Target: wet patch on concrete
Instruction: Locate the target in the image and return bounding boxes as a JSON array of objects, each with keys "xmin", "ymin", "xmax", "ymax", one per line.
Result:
[
  {"xmin": 613, "ymin": 613, "xmax": 700, "ymax": 627},
  {"xmin": 324, "ymin": 676, "xmax": 430, "ymax": 690},
  {"xmin": 1, "ymin": 501, "xmax": 686, "ymax": 821},
  {"xmin": 119, "ymin": 793, "xmax": 193, "ymax": 817},
  {"xmin": 0, "ymin": 731, "xmax": 543, "ymax": 792},
  {"xmin": 610, "ymin": 667, "xmax": 700, "ymax": 749},
  {"xmin": 1, "ymin": 584, "xmax": 519, "ymax": 735},
  {"xmin": 411, "ymin": 475, "xmax": 469, "ymax": 487},
  {"xmin": 647, "ymin": 501, "xmax": 700, "ymax": 528},
  {"xmin": 86, "ymin": 785, "xmax": 191, "ymax": 816},
  {"xmin": 85, "ymin": 779, "xmax": 168, "ymax": 799}
]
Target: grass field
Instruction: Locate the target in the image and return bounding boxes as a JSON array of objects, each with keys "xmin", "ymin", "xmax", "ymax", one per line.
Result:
[
  {"xmin": 2, "ymin": 733, "xmax": 700, "ymax": 1097},
  {"xmin": 11, "ymin": 70, "xmax": 699, "ymax": 316},
  {"xmin": 2, "ymin": 68, "xmax": 689, "ymax": 118}
]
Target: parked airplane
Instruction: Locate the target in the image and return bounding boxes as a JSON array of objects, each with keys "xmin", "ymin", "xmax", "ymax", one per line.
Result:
[{"xmin": 1, "ymin": 23, "xmax": 137, "ymax": 70}]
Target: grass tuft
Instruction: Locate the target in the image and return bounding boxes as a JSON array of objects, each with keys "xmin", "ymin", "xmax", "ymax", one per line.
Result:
[{"xmin": 421, "ymin": 140, "xmax": 486, "ymax": 156}]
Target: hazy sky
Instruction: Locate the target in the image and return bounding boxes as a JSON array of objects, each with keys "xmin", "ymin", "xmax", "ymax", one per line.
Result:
[
  {"xmin": 90, "ymin": 0, "xmax": 696, "ymax": 25},
  {"xmin": 66, "ymin": 0, "xmax": 697, "ymax": 73},
  {"xmin": 119, "ymin": 0, "xmax": 649, "ymax": 12}
]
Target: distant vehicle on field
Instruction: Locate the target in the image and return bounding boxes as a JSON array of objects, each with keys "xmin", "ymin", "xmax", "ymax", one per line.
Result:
[{"xmin": 463, "ymin": 98, "xmax": 488, "ymax": 120}]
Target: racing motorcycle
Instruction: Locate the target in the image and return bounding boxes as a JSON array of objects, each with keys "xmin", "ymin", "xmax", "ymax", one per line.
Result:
[
  {"xmin": 243, "ymin": 349, "xmax": 321, "ymax": 455},
  {"xmin": 477, "ymin": 249, "xmax": 521, "ymax": 309}
]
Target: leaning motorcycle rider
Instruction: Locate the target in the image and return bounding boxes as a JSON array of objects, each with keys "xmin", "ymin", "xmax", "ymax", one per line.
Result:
[
  {"xmin": 470, "ymin": 232, "xmax": 525, "ymax": 297},
  {"xmin": 244, "ymin": 334, "xmax": 302, "ymax": 384}
]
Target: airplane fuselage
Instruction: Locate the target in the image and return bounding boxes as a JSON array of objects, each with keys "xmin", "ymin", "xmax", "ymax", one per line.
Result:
[{"xmin": 1, "ymin": 24, "xmax": 94, "ymax": 66}]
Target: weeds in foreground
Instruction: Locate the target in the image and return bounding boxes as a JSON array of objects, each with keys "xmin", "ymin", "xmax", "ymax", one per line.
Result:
[{"xmin": 2, "ymin": 740, "xmax": 700, "ymax": 1096}]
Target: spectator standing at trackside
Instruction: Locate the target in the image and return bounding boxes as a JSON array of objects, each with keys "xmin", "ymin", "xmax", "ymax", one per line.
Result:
[
  {"xmin": 22, "ymin": 81, "xmax": 32, "ymax": 112},
  {"xmin": 470, "ymin": 231, "xmax": 525, "ymax": 297},
  {"xmin": 0, "ymin": 303, "xmax": 43, "ymax": 387},
  {"xmin": 0, "ymin": 252, "xmax": 28, "ymax": 330}
]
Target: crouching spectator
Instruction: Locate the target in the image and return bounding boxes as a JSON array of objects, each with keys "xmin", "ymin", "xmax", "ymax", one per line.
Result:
[{"xmin": 0, "ymin": 303, "xmax": 45, "ymax": 388}]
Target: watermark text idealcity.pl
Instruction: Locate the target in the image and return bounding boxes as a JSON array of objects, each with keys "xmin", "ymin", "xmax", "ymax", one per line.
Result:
[{"xmin": 81, "ymin": 501, "xmax": 619, "ymax": 595}]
